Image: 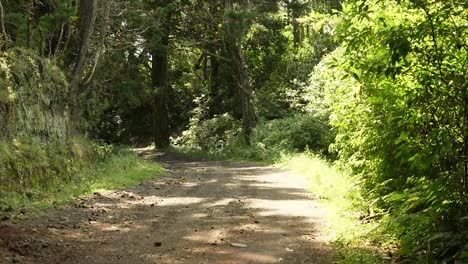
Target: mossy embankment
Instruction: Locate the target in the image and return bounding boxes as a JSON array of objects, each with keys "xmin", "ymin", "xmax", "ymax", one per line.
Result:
[{"xmin": 0, "ymin": 49, "xmax": 163, "ymax": 216}]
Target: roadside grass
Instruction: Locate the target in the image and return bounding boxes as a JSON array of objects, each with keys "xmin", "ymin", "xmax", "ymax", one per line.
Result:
[
  {"xmin": 0, "ymin": 151, "xmax": 164, "ymax": 216},
  {"xmin": 86, "ymin": 151, "xmax": 164, "ymax": 191},
  {"xmin": 278, "ymin": 152, "xmax": 388, "ymax": 264}
]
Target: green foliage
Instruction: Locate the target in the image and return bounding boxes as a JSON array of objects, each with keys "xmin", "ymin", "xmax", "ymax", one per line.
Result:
[
  {"xmin": 244, "ymin": 10, "xmax": 338, "ymax": 119},
  {"xmin": 0, "ymin": 48, "xmax": 69, "ymax": 140},
  {"xmin": 172, "ymin": 113, "xmax": 241, "ymax": 154},
  {"xmin": 307, "ymin": 0, "xmax": 468, "ymax": 261},
  {"xmin": 0, "ymin": 136, "xmax": 91, "ymax": 212},
  {"xmin": 81, "ymin": 80, "xmax": 151, "ymax": 143},
  {"xmin": 253, "ymin": 114, "xmax": 333, "ymax": 156},
  {"xmin": 80, "ymin": 49, "xmax": 154, "ymax": 144},
  {"xmin": 4, "ymin": 0, "xmax": 75, "ymax": 55},
  {"xmin": 173, "ymin": 113, "xmax": 334, "ymax": 161}
]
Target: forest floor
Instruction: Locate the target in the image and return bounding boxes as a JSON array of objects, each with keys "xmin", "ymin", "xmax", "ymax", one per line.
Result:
[{"xmin": 0, "ymin": 150, "xmax": 333, "ymax": 264}]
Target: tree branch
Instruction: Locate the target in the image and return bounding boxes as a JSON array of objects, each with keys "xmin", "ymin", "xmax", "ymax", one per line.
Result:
[
  {"xmin": 83, "ymin": 0, "xmax": 111, "ymax": 90},
  {"xmin": 0, "ymin": 0, "xmax": 8, "ymax": 51}
]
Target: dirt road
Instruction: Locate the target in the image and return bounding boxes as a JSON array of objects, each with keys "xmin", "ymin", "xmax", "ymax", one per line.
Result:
[{"xmin": 0, "ymin": 152, "xmax": 332, "ymax": 264}]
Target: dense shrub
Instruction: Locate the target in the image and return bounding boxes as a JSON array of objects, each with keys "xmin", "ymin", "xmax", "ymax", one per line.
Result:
[
  {"xmin": 307, "ymin": 1, "xmax": 468, "ymax": 261},
  {"xmin": 252, "ymin": 114, "xmax": 333, "ymax": 155},
  {"xmin": 172, "ymin": 113, "xmax": 241, "ymax": 153},
  {"xmin": 173, "ymin": 113, "xmax": 334, "ymax": 161}
]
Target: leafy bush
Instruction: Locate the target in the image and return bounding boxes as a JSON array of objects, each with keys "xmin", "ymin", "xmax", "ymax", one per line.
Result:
[
  {"xmin": 172, "ymin": 113, "xmax": 241, "ymax": 153},
  {"xmin": 253, "ymin": 114, "xmax": 334, "ymax": 156},
  {"xmin": 173, "ymin": 113, "xmax": 334, "ymax": 161},
  {"xmin": 307, "ymin": 0, "xmax": 468, "ymax": 261}
]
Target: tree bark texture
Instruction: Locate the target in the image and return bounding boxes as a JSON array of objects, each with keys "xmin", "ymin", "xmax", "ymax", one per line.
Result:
[
  {"xmin": 69, "ymin": 0, "xmax": 97, "ymax": 127},
  {"xmin": 0, "ymin": 0, "xmax": 7, "ymax": 51},
  {"xmin": 152, "ymin": 12, "xmax": 171, "ymax": 148},
  {"xmin": 224, "ymin": 0, "xmax": 255, "ymax": 144}
]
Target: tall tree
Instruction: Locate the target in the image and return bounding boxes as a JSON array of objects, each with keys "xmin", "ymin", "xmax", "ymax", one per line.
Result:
[
  {"xmin": 287, "ymin": 0, "xmax": 305, "ymax": 48},
  {"xmin": 224, "ymin": 0, "xmax": 256, "ymax": 144},
  {"xmin": 69, "ymin": 0, "xmax": 98, "ymax": 126},
  {"xmin": 149, "ymin": 0, "xmax": 173, "ymax": 148}
]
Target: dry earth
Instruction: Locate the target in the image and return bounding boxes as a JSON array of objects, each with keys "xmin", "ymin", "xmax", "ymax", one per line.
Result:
[{"xmin": 0, "ymin": 151, "xmax": 332, "ymax": 264}]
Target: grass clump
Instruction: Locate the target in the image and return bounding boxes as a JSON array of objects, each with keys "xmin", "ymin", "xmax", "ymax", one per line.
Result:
[
  {"xmin": 85, "ymin": 150, "xmax": 164, "ymax": 191},
  {"xmin": 279, "ymin": 152, "xmax": 387, "ymax": 264}
]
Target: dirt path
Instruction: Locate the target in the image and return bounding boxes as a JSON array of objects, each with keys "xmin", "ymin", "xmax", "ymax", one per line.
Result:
[{"xmin": 0, "ymin": 152, "xmax": 332, "ymax": 264}]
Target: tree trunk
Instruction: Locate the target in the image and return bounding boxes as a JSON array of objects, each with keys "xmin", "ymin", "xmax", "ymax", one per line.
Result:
[
  {"xmin": 290, "ymin": 0, "xmax": 302, "ymax": 49},
  {"xmin": 229, "ymin": 42, "xmax": 255, "ymax": 144},
  {"xmin": 0, "ymin": 0, "xmax": 7, "ymax": 51},
  {"xmin": 224, "ymin": 0, "xmax": 255, "ymax": 144},
  {"xmin": 69, "ymin": 0, "xmax": 97, "ymax": 128},
  {"xmin": 152, "ymin": 13, "xmax": 171, "ymax": 148},
  {"xmin": 207, "ymin": 51, "xmax": 221, "ymax": 118},
  {"xmin": 203, "ymin": 1, "xmax": 222, "ymax": 118}
]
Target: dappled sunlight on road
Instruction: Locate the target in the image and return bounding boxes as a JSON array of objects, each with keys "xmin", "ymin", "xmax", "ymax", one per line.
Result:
[
  {"xmin": 246, "ymin": 199, "xmax": 323, "ymax": 219},
  {"xmin": 0, "ymin": 152, "xmax": 332, "ymax": 264}
]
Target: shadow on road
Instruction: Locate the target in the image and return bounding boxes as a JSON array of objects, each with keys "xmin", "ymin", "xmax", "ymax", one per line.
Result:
[{"xmin": 0, "ymin": 151, "xmax": 332, "ymax": 264}]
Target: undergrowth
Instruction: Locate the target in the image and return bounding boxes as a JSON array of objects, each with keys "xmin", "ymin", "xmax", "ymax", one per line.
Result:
[
  {"xmin": 172, "ymin": 113, "xmax": 333, "ymax": 162},
  {"xmin": 0, "ymin": 149, "xmax": 163, "ymax": 216}
]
